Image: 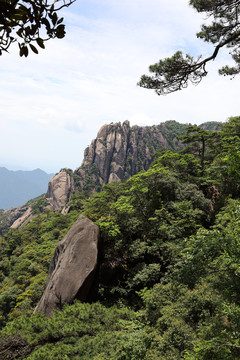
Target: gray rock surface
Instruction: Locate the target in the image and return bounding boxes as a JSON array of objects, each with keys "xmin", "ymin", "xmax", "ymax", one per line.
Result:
[
  {"xmin": 10, "ymin": 206, "xmax": 34, "ymax": 229},
  {"xmin": 76, "ymin": 120, "xmax": 187, "ymax": 192},
  {"xmin": 34, "ymin": 216, "xmax": 99, "ymax": 317},
  {"xmin": 46, "ymin": 170, "xmax": 75, "ymax": 211}
]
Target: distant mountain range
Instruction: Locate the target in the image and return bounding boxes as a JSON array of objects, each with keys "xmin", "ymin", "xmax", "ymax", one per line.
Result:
[{"xmin": 0, "ymin": 167, "xmax": 54, "ymax": 210}]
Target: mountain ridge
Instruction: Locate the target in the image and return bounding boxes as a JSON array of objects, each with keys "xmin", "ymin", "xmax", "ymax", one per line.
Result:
[{"xmin": 0, "ymin": 167, "xmax": 54, "ymax": 210}]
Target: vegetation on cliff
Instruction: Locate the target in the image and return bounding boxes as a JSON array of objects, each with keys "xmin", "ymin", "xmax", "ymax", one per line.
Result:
[{"xmin": 0, "ymin": 116, "xmax": 240, "ymax": 359}]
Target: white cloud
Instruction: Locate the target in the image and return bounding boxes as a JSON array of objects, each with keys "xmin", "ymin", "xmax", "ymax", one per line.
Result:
[{"xmin": 129, "ymin": 113, "xmax": 155, "ymax": 126}]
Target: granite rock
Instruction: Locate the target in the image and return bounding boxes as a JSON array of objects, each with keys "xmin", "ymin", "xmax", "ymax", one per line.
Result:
[{"xmin": 34, "ymin": 216, "xmax": 99, "ymax": 317}]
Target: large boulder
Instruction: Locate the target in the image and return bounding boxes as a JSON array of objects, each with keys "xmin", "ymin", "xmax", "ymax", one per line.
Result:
[{"xmin": 34, "ymin": 216, "xmax": 99, "ymax": 317}]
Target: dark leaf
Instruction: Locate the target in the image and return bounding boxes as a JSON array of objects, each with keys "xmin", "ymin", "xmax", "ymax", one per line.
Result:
[
  {"xmin": 51, "ymin": 12, "xmax": 58, "ymax": 26},
  {"xmin": 55, "ymin": 24, "xmax": 65, "ymax": 39},
  {"xmin": 19, "ymin": 46, "xmax": 25, "ymax": 57},
  {"xmin": 16, "ymin": 28, "xmax": 23, "ymax": 38},
  {"xmin": 23, "ymin": 46, "xmax": 28, "ymax": 57},
  {"xmin": 57, "ymin": 17, "xmax": 64, "ymax": 25},
  {"xmin": 36, "ymin": 38, "xmax": 45, "ymax": 49},
  {"xmin": 30, "ymin": 44, "xmax": 38, "ymax": 54},
  {"xmin": 41, "ymin": 18, "xmax": 51, "ymax": 30}
]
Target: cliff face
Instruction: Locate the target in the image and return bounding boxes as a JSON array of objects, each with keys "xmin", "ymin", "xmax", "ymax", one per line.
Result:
[
  {"xmin": 0, "ymin": 205, "xmax": 34, "ymax": 234},
  {"xmin": 75, "ymin": 120, "xmax": 187, "ymax": 193}
]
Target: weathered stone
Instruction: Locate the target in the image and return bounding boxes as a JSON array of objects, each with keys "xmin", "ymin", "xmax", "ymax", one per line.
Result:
[
  {"xmin": 34, "ymin": 216, "xmax": 99, "ymax": 317},
  {"xmin": 0, "ymin": 205, "xmax": 34, "ymax": 233},
  {"xmin": 46, "ymin": 170, "xmax": 75, "ymax": 211},
  {"xmin": 75, "ymin": 120, "xmax": 187, "ymax": 193},
  {"xmin": 10, "ymin": 206, "xmax": 34, "ymax": 229}
]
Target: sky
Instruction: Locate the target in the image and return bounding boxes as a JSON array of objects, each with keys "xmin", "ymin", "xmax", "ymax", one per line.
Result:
[{"xmin": 0, "ymin": 0, "xmax": 239, "ymax": 174}]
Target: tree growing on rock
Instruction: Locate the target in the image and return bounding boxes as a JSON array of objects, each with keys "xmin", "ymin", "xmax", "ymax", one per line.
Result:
[{"xmin": 138, "ymin": 0, "xmax": 240, "ymax": 95}]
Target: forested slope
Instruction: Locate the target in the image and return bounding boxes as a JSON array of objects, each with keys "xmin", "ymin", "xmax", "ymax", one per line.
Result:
[{"xmin": 0, "ymin": 117, "xmax": 240, "ymax": 359}]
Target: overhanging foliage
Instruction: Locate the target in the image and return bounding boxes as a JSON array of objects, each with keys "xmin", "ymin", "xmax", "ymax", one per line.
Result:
[{"xmin": 0, "ymin": 0, "xmax": 75, "ymax": 56}]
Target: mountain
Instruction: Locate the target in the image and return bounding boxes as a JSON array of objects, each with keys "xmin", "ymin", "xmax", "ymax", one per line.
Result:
[
  {"xmin": 0, "ymin": 167, "xmax": 54, "ymax": 210},
  {"xmin": 46, "ymin": 120, "xmax": 189, "ymax": 210},
  {"xmin": 76, "ymin": 120, "xmax": 188, "ymax": 187}
]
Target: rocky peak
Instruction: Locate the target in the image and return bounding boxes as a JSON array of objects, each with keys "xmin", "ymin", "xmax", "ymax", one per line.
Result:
[
  {"xmin": 75, "ymin": 120, "xmax": 186, "ymax": 193},
  {"xmin": 79, "ymin": 121, "xmax": 131, "ymax": 186},
  {"xmin": 37, "ymin": 120, "xmax": 187, "ymax": 213}
]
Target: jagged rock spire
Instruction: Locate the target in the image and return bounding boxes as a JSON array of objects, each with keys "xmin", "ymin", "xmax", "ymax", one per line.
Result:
[{"xmin": 46, "ymin": 120, "xmax": 187, "ymax": 210}]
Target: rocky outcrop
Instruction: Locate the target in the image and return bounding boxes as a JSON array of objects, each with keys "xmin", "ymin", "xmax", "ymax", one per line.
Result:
[
  {"xmin": 45, "ymin": 120, "xmax": 188, "ymax": 210},
  {"xmin": 75, "ymin": 120, "xmax": 187, "ymax": 192},
  {"xmin": 1, "ymin": 120, "xmax": 217, "ymax": 226},
  {"xmin": 10, "ymin": 206, "xmax": 34, "ymax": 229},
  {"xmin": 46, "ymin": 169, "xmax": 75, "ymax": 211},
  {"xmin": 34, "ymin": 216, "xmax": 99, "ymax": 317},
  {"xmin": 0, "ymin": 205, "xmax": 33, "ymax": 234}
]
